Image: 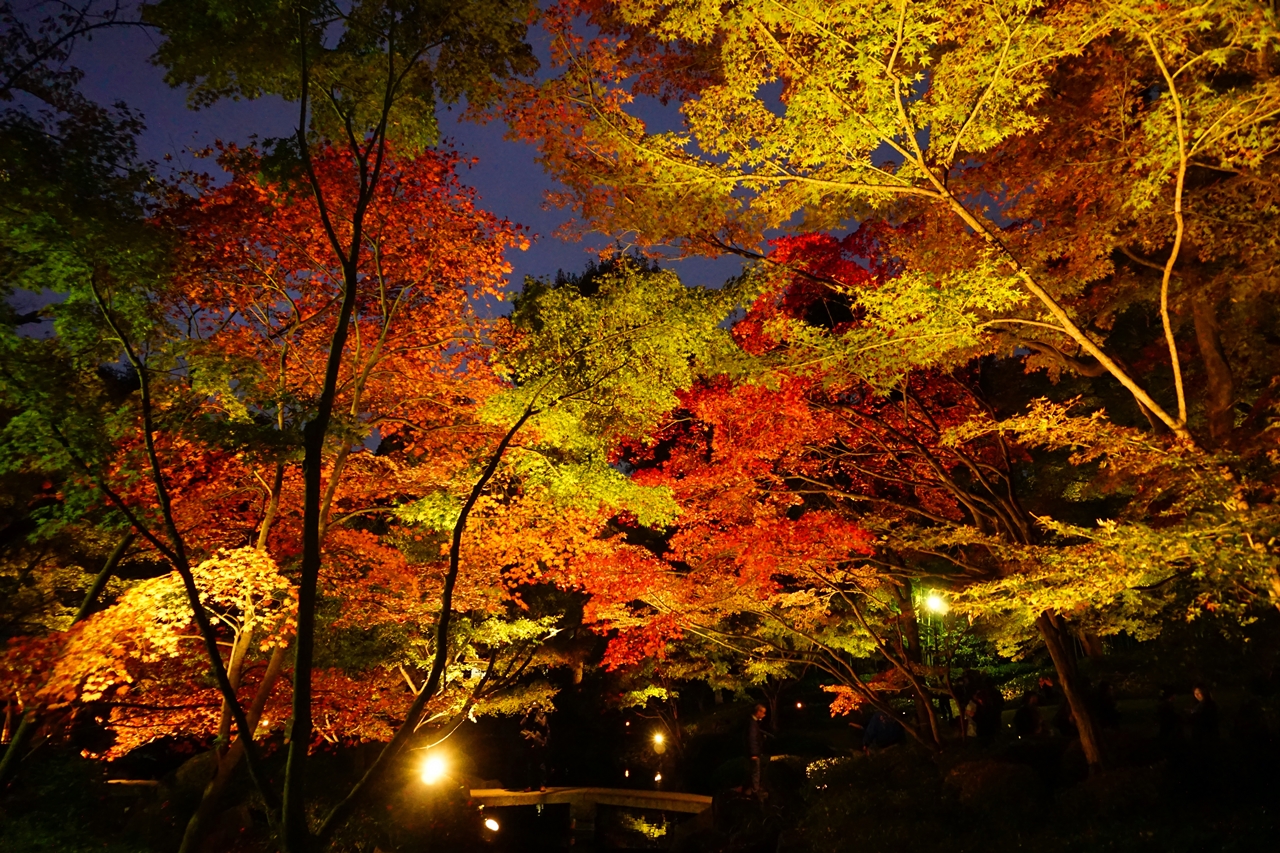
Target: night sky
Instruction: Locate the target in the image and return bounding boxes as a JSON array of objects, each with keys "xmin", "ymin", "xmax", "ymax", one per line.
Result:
[{"xmin": 60, "ymin": 16, "xmax": 747, "ymax": 298}]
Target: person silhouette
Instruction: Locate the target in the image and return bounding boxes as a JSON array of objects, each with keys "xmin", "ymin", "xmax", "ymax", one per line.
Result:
[
  {"xmin": 745, "ymin": 704, "xmax": 770, "ymax": 796},
  {"xmin": 1189, "ymin": 684, "xmax": 1219, "ymax": 746}
]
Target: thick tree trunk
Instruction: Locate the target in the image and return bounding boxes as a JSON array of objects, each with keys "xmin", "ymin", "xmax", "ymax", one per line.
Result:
[
  {"xmin": 283, "ymin": 260, "xmax": 362, "ymax": 851},
  {"xmin": 216, "ymin": 625, "xmax": 255, "ymax": 750},
  {"xmin": 179, "ymin": 643, "xmax": 288, "ymax": 853},
  {"xmin": 1191, "ymin": 292, "xmax": 1235, "ymax": 445},
  {"xmin": 889, "ymin": 585, "xmax": 939, "ymax": 741},
  {"xmin": 1079, "ymin": 631, "xmax": 1105, "ymax": 660},
  {"xmin": 1037, "ymin": 612, "xmax": 1104, "ymax": 772}
]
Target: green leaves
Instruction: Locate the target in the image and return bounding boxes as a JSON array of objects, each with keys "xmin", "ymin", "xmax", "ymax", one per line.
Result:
[
  {"xmin": 396, "ymin": 490, "xmax": 462, "ymax": 532},
  {"xmin": 753, "ymin": 250, "xmax": 1030, "ymax": 390},
  {"xmin": 1103, "ymin": 0, "xmax": 1280, "ymax": 213},
  {"xmin": 144, "ymin": 0, "xmax": 537, "ymax": 152},
  {"xmin": 945, "ymin": 399, "xmax": 1280, "ymax": 648},
  {"xmin": 525, "ymin": 1, "xmax": 1090, "ymax": 246},
  {"xmin": 493, "ymin": 257, "xmax": 739, "ymax": 440},
  {"xmin": 395, "ymin": 257, "xmax": 737, "ymax": 532},
  {"xmin": 505, "ymin": 454, "xmax": 679, "ymax": 527}
]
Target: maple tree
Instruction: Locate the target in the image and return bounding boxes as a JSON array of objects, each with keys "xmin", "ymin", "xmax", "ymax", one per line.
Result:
[
  {"xmin": 503, "ymin": 0, "xmax": 1280, "ymax": 772},
  {"xmin": 586, "ymin": 219, "xmax": 1278, "ymax": 769},
  {"xmin": 4, "ymin": 2, "xmax": 1280, "ymax": 846},
  {"xmin": 513, "ymin": 0, "xmax": 1280, "ymax": 443},
  {"xmin": 0, "ymin": 0, "xmax": 178, "ymax": 791},
  {"xmin": 133, "ymin": 3, "xmax": 539, "ymax": 847},
  {"xmin": 0, "ymin": 5, "xmax": 542, "ymax": 835},
  {"xmin": 604, "ymin": 354, "xmax": 953, "ymax": 748},
  {"xmin": 145, "ymin": 138, "xmax": 531, "ymax": 849},
  {"xmin": 2, "ymin": 225, "xmax": 739, "ymax": 848}
]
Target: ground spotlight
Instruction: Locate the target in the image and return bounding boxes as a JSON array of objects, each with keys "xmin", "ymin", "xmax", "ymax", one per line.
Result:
[{"xmin": 484, "ymin": 817, "xmax": 500, "ymax": 832}]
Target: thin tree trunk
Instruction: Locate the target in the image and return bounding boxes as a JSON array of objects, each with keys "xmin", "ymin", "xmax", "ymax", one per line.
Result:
[
  {"xmin": 3, "ymin": 531, "xmax": 135, "ymax": 790},
  {"xmin": 846, "ymin": 598, "xmax": 943, "ymax": 748},
  {"xmin": 255, "ymin": 462, "xmax": 285, "ymax": 552},
  {"xmin": 1036, "ymin": 612, "xmax": 1104, "ymax": 772},
  {"xmin": 216, "ymin": 625, "xmax": 255, "ymax": 752},
  {"xmin": 281, "ymin": 24, "xmax": 398, "ymax": 834},
  {"xmin": 313, "ymin": 405, "xmax": 536, "ymax": 848},
  {"xmin": 1191, "ymin": 292, "xmax": 1235, "ymax": 446},
  {"xmin": 183, "ymin": 459, "xmax": 288, "ymax": 851},
  {"xmin": 0, "ymin": 711, "xmax": 36, "ymax": 791},
  {"xmin": 89, "ymin": 278, "xmax": 276, "ymax": 814},
  {"xmin": 74, "ymin": 531, "xmax": 135, "ymax": 623}
]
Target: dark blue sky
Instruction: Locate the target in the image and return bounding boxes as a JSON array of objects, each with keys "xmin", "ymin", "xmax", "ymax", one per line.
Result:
[{"xmin": 63, "ymin": 17, "xmax": 746, "ymax": 295}]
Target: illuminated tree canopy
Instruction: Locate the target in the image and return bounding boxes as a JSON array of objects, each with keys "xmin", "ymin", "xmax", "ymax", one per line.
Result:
[{"xmin": 2, "ymin": 1, "xmax": 1279, "ymax": 851}]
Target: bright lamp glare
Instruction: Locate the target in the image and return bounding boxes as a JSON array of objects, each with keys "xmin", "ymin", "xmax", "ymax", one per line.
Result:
[
  {"xmin": 484, "ymin": 818, "xmax": 500, "ymax": 832},
  {"xmin": 653, "ymin": 732, "xmax": 665, "ymax": 745},
  {"xmin": 654, "ymin": 772, "xmax": 663, "ymax": 782},
  {"xmin": 420, "ymin": 755, "xmax": 446, "ymax": 784},
  {"xmin": 925, "ymin": 593, "xmax": 949, "ymax": 615}
]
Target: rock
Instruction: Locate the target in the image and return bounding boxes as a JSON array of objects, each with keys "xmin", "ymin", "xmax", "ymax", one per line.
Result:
[
  {"xmin": 172, "ymin": 750, "xmax": 219, "ymax": 801},
  {"xmin": 1058, "ymin": 765, "xmax": 1162, "ymax": 817},
  {"xmin": 945, "ymin": 759, "xmax": 1042, "ymax": 810}
]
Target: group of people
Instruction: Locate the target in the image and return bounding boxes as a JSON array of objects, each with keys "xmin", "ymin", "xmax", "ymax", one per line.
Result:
[
  {"xmin": 738, "ymin": 679, "xmax": 1269, "ymax": 798},
  {"xmin": 1008, "ymin": 678, "xmax": 1119, "ymax": 739},
  {"xmin": 958, "ymin": 672, "xmax": 1007, "ymax": 739},
  {"xmin": 933, "ymin": 674, "xmax": 1239, "ymax": 749},
  {"xmin": 1008, "ymin": 680, "xmax": 1240, "ymax": 753}
]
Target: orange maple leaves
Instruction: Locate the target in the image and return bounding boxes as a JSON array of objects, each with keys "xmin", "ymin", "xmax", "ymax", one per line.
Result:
[{"xmin": 0, "ymin": 143, "xmax": 540, "ymax": 757}]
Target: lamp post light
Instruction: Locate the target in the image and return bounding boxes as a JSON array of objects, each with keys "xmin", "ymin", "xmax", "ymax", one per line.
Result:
[
  {"xmin": 919, "ymin": 588, "xmax": 950, "ymax": 672},
  {"xmin": 652, "ymin": 731, "xmax": 667, "ymax": 755},
  {"xmin": 420, "ymin": 754, "xmax": 447, "ymax": 785}
]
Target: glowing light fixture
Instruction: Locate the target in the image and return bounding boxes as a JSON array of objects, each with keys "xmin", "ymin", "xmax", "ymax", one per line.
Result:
[
  {"xmin": 420, "ymin": 754, "xmax": 446, "ymax": 785},
  {"xmin": 654, "ymin": 772, "xmax": 663, "ymax": 782},
  {"xmin": 624, "ymin": 769, "xmax": 630, "ymax": 778},
  {"xmin": 484, "ymin": 818, "xmax": 500, "ymax": 832},
  {"xmin": 924, "ymin": 593, "xmax": 949, "ymax": 615},
  {"xmin": 796, "ymin": 702, "xmax": 803, "ymax": 709},
  {"xmin": 653, "ymin": 732, "xmax": 665, "ymax": 745}
]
